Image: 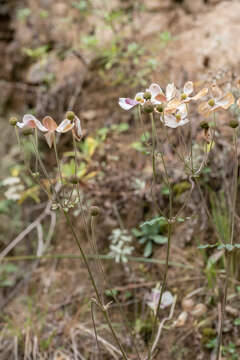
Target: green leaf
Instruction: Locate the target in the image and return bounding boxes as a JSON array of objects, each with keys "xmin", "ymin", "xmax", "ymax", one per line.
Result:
[
  {"xmin": 234, "ymin": 244, "xmax": 240, "ymax": 248},
  {"xmin": 225, "ymin": 244, "xmax": 234, "ymax": 252},
  {"xmin": 217, "ymin": 244, "xmax": 225, "ymax": 250},
  {"xmin": 150, "ymin": 235, "xmax": 167, "ymax": 244},
  {"xmin": 132, "ymin": 228, "xmax": 142, "ymax": 237},
  {"xmin": 140, "ymin": 217, "xmax": 167, "ymax": 228},
  {"xmin": 234, "ymin": 318, "xmax": 240, "ymax": 326},
  {"xmin": 144, "ymin": 241, "xmax": 152, "ymax": 257},
  {"xmin": 198, "ymin": 243, "xmax": 218, "ymax": 249},
  {"xmin": 140, "ymin": 132, "xmax": 150, "ymax": 142},
  {"xmin": 161, "ymin": 186, "xmax": 170, "ymax": 195},
  {"xmin": 139, "ymin": 237, "xmax": 147, "ymax": 244}
]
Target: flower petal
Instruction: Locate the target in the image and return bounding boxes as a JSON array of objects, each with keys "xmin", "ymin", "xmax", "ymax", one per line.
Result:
[
  {"xmin": 44, "ymin": 132, "xmax": 54, "ymax": 148},
  {"xmin": 42, "ymin": 116, "xmax": 58, "ymax": 131},
  {"xmin": 217, "ymin": 92, "xmax": 235, "ymax": 109},
  {"xmin": 237, "ymin": 98, "xmax": 240, "ymax": 109},
  {"xmin": 183, "ymin": 81, "xmax": 193, "ymax": 96},
  {"xmin": 198, "ymin": 102, "xmax": 212, "ymax": 117},
  {"xmin": 73, "ymin": 115, "xmax": 83, "ymax": 141},
  {"xmin": 165, "ymin": 98, "xmax": 181, "ymax": 114},
  {"xmin": 163, "ymin": 114, "xmax": 179, "ymax": 128},
  {"xmin": 166, "ymin": 83, "xmax": 177, "ymax": 101},
  {"xmin": 119, "ymin": 98, "xmax": 138, "ymax": 110},
  {"xmin": 147, "ymin": 83, "xmax": 163, "ymax": 98},
  {"xmin": 56, "ymin": 119, "xmax": 74, "ymax": 133},
  {"xmin": 210, "ymin": 84, "xmax": 222, "ymax": 99},
  {"xmin": 191, "ymin": 87, "xmax": 208, "ymax": 101}
]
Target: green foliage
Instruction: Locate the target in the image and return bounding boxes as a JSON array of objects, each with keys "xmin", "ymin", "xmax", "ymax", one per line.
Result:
[
  {"xmin": 22, "ymin": 45, "xmax": 50, "ymax": 59},
  {"xmin": 17, "ymin": 8, "xmax": 31, "ymax": 21},
  {"xmin": 210, "ymin": 190, "xmax": 230, "ymax": 243},
  {"xmin": 205, "ymin": 338, "xmax": 239, "ymax": 359},
  {"xmin": 131, "ymin": 132, "xmax": 150, "ymax": 155},
  {"xmin": 132, "ymin": 217, "xmax": 168, "ymax": 257},
  {"xmin": 0, "ymin": 263, "xmax": 19, "ymax": 287}
]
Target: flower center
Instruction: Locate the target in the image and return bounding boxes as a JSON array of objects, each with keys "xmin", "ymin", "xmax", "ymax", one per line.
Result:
[
  {"xmin": 136, "ymin": 96, "xmax": 144, "ymax": 103},
  {"xmin": 175, "ymin": 114, "xmax": 181, "ymax": 122},
  {"xmin": 181, "ymin": 93, "xmax": 187, "ymax": 100},
  {"xmin": 208, "ymin": 99, "xmax": 215, "ymax": 107}
]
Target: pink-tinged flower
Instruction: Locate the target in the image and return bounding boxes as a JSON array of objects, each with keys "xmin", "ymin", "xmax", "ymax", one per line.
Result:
[
  {"xmin": 119, "ymin": 92, "xmax": 145, "ymax": 110},
  {"xmin": 180, "ymin": 81, "xmax": 208, "ymax": 103},
  {"xmin": 41, "ymin": 116, "xmax": 74, "ymax": 148},
  {"xmin": 198, "ymin": 85, "xmax": 234, "ymax": 118},
  {"xmin": 146, "ymin": 82, "xmax": 177, "ymax": 105},
  {"xmin": 237, "ymin": 98, "xmax": 240, "ymax": 108},
  {"xmin": 161, "ymin": 104, "xmax": 189, "ymax": 128},
  {"xmin": 16, "ymin": 114, "xmax": 48, "ymax": 132},
  {"xmin": 72, "ymin": 114, "xmax": 83, "ymax": 141}
]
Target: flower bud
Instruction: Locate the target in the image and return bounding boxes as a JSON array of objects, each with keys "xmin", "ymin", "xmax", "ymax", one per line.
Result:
[
  {"xmin": 229, "ymin": 119, "xmax": 239, "ymax": 128},
  {"xmin": 69, "ymin": 175, "xmax": 79, "ymax": 184},
  {"xmin": 143, "ymin": 91, "xmax": 151, "ymax": 100},
  {"xmin": 208, "ymin": 99, "xmax": 215, "ymax": 107},
  {"xmin": 156, "ymin": 104, "xmax": 164, "ymax": 113},
  {"xmin": 66, "ymin": 111, "xmax": 75, "ymax": 121},
  {"xmin": 32, "ymin": 172, "xmax": 40, "ymax": 178},
  {"xmin": 9, "ymin": 117, "xmax": 18, "ymax": 126},
  {"xmin": 22, "ymin": 127, "xmax": 34, "ymax": 136},
  {"xmin": 200, "ymin": 121, "xmax": 209, "ymax": 130},
  {"xmin": 90, "ymin": 206, "xmax": 100, "ymax": 217},
  {"xmin": 143, "ymin": 101, "xmax": 154, "ymax": 113}
]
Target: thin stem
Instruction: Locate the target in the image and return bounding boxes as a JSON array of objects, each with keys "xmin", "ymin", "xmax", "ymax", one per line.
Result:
[
  {"xmin": 62, "ymin": 209, "xmax": 129, "ymax": 360},
  {"xmin": 216, "ymin": 128, "xmax": 238, "ymax": 360},
  {"xmin": 53, "ymin": 134, "xmax": 65, "ymax": 196}
]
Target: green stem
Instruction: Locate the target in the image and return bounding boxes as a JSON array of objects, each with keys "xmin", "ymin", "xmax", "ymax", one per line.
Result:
[
  {"xmin": 62, "ymin": 209, "xmax": 129, "ymax": 360},
  {"xmin": 216, "ymin": 128, "xmax": 238, "ymax": 360}
]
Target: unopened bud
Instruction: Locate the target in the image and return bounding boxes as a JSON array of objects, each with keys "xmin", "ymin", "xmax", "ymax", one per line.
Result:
[
  {"xmin": 22, "ymin": 127, "xmax": 34, "ymax": 136},
  {"xmin": 32, "ymin": 172, "xmax": 40, "ymax": 178},
  {"xmin": 208, "ymin": 99, "xmax": 215, "ymax": 107},
  {"xmin": 69, "ymin": 175, "xmax": 79, "ymax": 184},
  {"xmin": 200, "ymin": 121, "xmax": 209, "ymax": 130},
  {"xmin": 229, "ymin": 119, "xmax": 239, "ymax": 128},
  {"xmin": 143, "ymin": 101, "xmax": 154, "ymax": 113},
  {"xmin": 156, "ymin": 104, "xmax": 164, "ymax": 113},
  {"xmin": 90, "ymin": 206, "xmax": 100, "ymax": 217},
  {"xmin": 66, "ymin": 111, "xmax": 75, "ymax": 121},
  {"xmin": 143, "ymin": 91, "xmax": 151, "ymax": 100},
  {"xmin": 9, "ymin": 117, "xmax": 18, "ymax": 126}
]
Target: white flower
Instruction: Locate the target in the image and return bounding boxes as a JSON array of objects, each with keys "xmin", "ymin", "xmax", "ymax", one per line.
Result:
[
  {"xmin": 16, "ymin": 114, "xmax": 48, "ymax": 132},
  {"xmin": 146, "ymin": 83, "xmax": 177, "ymax": 105},
  {"xmin": 119, "ymin": 92, "xmax": 145, "ymax": 110},
  {"xmin": 108, "ymin": 229, "xmax": 134, "ymax": 263},
  {"xmin": 40, "ymin": 116, "xmax": 74, "ymax": 148},
  {"xmin": 198, "ymin": 85, "xmax": 234, "ymax": 118},
  {"xmin": 162, "ymin": 103, "xmax": 189, "ymax": 128},
  {"xmin": 4, "ymin": 184, "xmax": 24, "ymax": 201},
  {"xmin": 2, "ymin": 177, "xmax": 20, "ymax": 186},
  {"xmin": 180, "ymin": 81, "xmax": 208, "ymax": 103},
  {"xmin": 146, "ymin": 287, "xmax": 173, "ymax": 314}
]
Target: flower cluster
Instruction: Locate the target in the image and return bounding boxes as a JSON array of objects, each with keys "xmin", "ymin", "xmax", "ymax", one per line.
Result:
[
  {"xmin": 108, "ymin": 229, "xmax": 134, "ymax": 263},
  {"xmin": 119, "ymin": 81, "xmax": 236, "ymax": 128},
  {"xmin": 15, "ymin": 112, "xmax": 82, "ymax": 148}
]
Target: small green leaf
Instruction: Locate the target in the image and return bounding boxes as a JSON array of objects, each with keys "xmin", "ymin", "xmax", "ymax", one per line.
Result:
[
  {"xmin": 226, "ymin": 244, "xmax": 234, "ymax": 252},
  {"xmin": 140, "ymin": 217, "xmax": 167, "ymax": 228},
  {"xmin": 139, "ymin": 237, "xmax": 147, "ymax": 244},
  {"xmin": 144, "ymin": 241, "xmax": 153, "ymax": 257},
  {"xmin": 234, "ymin": 318, "xmax": 240, "ymax": 326},
  {"xmin": 198, "ymin": 244, "xmax": 210, "ymax": 249},
  {"xmin": 217, "ymin": 244, "xmax": 225, "ymax": 250},
  {"xmin": 132, "ymin": 228, "xmax": 142, "ymax": 237},
  {"xmin": 234, "ymin": 244, "xmax": 240, "ymax": 248},
  {"xmin": 150, "ymin": 235, "xmax": 167, "ymax": 244}
]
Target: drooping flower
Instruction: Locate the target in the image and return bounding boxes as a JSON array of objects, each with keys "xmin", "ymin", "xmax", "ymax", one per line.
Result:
[
  {"xmin": 198, "ymin": 85, "xmax": 234, "ymax": 118},
  {"xmin": 40, "ymin": 116, "xmax": 74, "ymax": 148},
  {"xmin": 119, "ymin": 92, "xmax": 145, "ymax": 110},
  {"xmin": 72, "ymin": 114, "xmax": 83, "ymax": 141},
  {"xmin": 161, "ymin": 103, "xmax": 189, "ymax": 128},
  {"xmin": 146, "ymin": 287, "xmax": 174, "ymax": 315},
  {"xmin": 16, "ymin": 114, "xmax": 48, "ymax": 132},
  {"xmin": 179, "ymin": 81, "xmax": 208, "ymax": 103}
]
